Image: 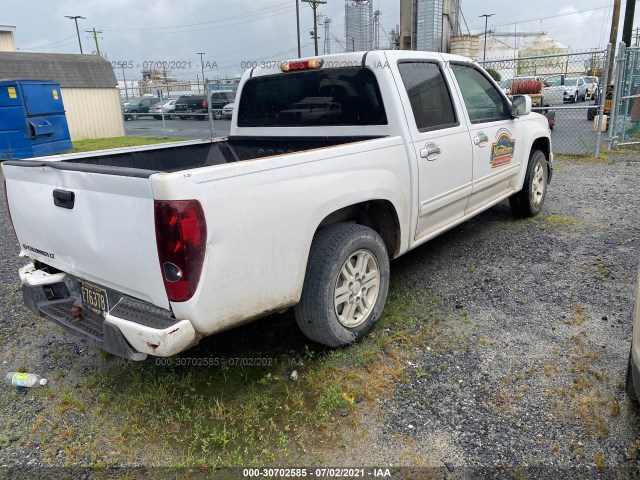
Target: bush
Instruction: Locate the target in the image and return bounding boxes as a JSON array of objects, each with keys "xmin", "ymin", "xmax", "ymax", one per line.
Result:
[{"xmin": 486, "ymin": 69, "xmax": 501, "ymax": 82}]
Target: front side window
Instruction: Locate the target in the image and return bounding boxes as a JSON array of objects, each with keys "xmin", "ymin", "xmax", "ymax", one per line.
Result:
[
  {"xmin": 238, "ymin": 68, "xmax": 387, "ymax": 127},
  {"xmin": 451, "ymin": 64, "xmax": 510, "ymax": 124},
  {"xmin": 398, "ymin": 62, "xmax": 457, "ymax": 132}
]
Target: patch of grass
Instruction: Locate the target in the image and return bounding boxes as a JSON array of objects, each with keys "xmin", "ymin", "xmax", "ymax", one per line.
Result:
[
  {"xmin": 69, "ymin": 136, "xmax": 185, "ymax": 153},
  {"xmin": 593, "ymin": 260, "xmax": 610, "ymax": 279},
  {"xmin": 545, "ymin": 330, "xmax": 615, "ymax": 439},
  {"xmin": 18, "ymin": 284, "xmax": 467, "ymax": 468},
  {"xmin": 593, "ymin": 451, "xmax": 606, "ymax": 470}
]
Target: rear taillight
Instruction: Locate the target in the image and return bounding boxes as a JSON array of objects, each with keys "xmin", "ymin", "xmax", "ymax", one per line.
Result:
[
  {"xmin": 154, "ymin": 200, "xmax": 207, "ymax": 302},
  {"xmin": 202, "ymin": 100, "xmax": 207, "ymax": 109},
  {"xmin": 3, "ymin": 179, "xmax": 17, "ymax": 241}
]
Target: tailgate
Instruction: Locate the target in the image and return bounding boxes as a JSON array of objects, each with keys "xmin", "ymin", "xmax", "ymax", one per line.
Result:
[{"xmin": 2, "ymin": 163, "xmax": 169, "ymax": 309}]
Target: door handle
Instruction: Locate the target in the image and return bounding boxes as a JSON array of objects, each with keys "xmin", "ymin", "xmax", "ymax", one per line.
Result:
[
  {"xmin": 53, "ymin": 189, "xmax": 75, "ymax": 209},
  {"xmin": 473, "ymin": 132, "xmax": 489, "ymax": 147},
  {"xmin": 420, "ymin": 143, "xmax": 441, "ymax": 161}
]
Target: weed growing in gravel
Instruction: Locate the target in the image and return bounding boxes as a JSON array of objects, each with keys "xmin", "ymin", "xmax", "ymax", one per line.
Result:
[{"xmin": 545, "ymin": 331, "xmax": 616, "ymax": 439}]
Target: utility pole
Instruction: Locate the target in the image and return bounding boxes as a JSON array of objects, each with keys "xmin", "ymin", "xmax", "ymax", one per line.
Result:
[
  {"xmin": 85, "ymin": 27, "xmax": 102, "ymax": 56},
  {"xmin": 303, "ymin": 0, "xmax": 326, "ymax": 56},
  {"xmin": 608, "ymin": 0, "xmax": 622, "ymax": 84},
  {"xmin": 622, "ymin": 0, "xmax": 637, "ymax": 47},
  {"xmin": 65, "ymin": 15, "xmax": 85, "ymax": 54},
  {"xmin": 296, "ymin": 0, "xmax": 302, "ymax": 58},
  {"xmin": 197, "ymin": 52, "xmax": 206, "ymax": 93},
  {"xmin": 323, "ymin": 17, "xmax": 332, "ymax": 54},
  {"xmin": 121, "ymin": 66, "xmax": 128, "ymax": 101},
  {"xmin": 479, "ymin": 14, "xmax": 494, "ymax": 62}
]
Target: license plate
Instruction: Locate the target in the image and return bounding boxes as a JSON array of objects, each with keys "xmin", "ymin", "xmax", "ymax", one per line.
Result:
[{"xmin": 79, "ymin": 281, "xmax": 109, "ymax": 316}]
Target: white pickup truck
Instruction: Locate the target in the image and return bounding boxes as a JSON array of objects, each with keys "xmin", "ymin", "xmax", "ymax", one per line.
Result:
[{"xmin": 2, "ymin": 51, "xmax": 552, "ymax": 361}]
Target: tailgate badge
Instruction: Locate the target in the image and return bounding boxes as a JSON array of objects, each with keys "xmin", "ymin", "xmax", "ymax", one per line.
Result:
[{"xmin": 22, "ymin": 244, "xmax": 55, "ymax": 259}]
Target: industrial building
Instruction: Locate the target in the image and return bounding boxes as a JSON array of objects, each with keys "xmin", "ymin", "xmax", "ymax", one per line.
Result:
[
  {"xmin": 345, "ymin": 0, "xmax": 373, "ymax": 52},
  {"xmin": 0, "ymin": 26, "xmax": 123, "ymax": 142},
  {"xmin": 399, "ymin": 0, "xmax": 461, "ymax": 52}
]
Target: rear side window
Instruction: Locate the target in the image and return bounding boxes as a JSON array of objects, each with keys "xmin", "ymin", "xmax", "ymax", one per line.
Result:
[
  {"xmin": 398, "ymin": 62, "xmax": 457, "ymax": 131},
  {"xmin": 237, "ymin": 68, "xmax": 387, "ymax": 127}
]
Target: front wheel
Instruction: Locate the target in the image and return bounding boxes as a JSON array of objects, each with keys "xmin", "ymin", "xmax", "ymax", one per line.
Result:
[
  {"xmin": 509, "ymin": 149, "xmax": 548, "ymax": 218},
  {"xmin": 130, "ymin": 111, "xmax": 139, "ymax": 120},
  {"xmin": 294, "ymin": 223, "xmax": 390, "ymax": 347}
]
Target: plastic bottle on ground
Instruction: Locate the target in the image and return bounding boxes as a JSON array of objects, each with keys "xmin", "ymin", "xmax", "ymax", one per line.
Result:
[{"xmin": 5, "ymin": 372, "xmax": 48, "ymax": 387}]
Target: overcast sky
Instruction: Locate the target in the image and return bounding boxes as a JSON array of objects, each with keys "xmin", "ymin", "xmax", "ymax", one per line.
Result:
[{"xmin": 5, "ymin": 0, "xmax": 638, "ymax": 80}]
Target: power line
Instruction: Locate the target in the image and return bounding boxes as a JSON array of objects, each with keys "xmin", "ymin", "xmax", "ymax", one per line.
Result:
[
  {"xmin": 468, "ymin": 3, "xmax": 625, "ymax": 32},
  {"xmin": 99, "ymin": 2, "xmax": 292, "ymax": 32},
  {"xmin": 19, "ymin": 34, "xmax": 76, "ymax": 50}
]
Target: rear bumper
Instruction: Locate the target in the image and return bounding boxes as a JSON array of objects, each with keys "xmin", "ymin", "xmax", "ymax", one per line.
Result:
[{"xmin": 20, "ymin": 263, "xmax": 199, "ymax": 360}]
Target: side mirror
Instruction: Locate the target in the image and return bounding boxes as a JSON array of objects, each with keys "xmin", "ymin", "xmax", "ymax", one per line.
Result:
[{"xmin": 511, "ymin": 95, "xmax": 532, "ymax": 117}]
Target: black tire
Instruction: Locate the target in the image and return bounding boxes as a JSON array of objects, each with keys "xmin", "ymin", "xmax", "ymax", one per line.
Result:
[
  {"xmin": 294, "ymin": 223, "xmax": 390, "ymax": 347},
  {"xmin": 572, "ymin": 92, "xmax": 577, "ymax": 103},
  {"xmin": 627, "ymin": 348, "xmax": 639, "ymax": 403},
  {"xmin": 178, "ymin": 115, "xmax": 188, "ymax": 120},
  {"xmin": 509, "ymin": 149, "xmax": 548, "ymax": 218},
  {"xmin": 130, "ymin": 111, "xmax": 139, "ymax": 120},
  {"xmin": 196, "ymin": 114, "xmax": 207, "ymax": 121},
  {"xmin": 168, "ymin": 114, "xmax": 176, "ymax": 120}
]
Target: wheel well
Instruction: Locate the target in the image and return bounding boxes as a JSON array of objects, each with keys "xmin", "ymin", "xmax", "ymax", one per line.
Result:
[
  {"xmin": 318, "ymin": 200, "xmax": 400, "ymax": 258},
  {"xmin": 532, "ymin": 137, "xmax": 550, "ymax": 160}
]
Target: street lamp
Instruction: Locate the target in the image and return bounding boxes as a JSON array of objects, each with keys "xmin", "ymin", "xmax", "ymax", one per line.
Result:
[
  {"xmin": 65, "ymin": 15, "xmax": 85, "ymax": 54},
  {"xmin": 479, "ymin": 14, "xmax": 494, "ymax": 62},
  {"xmin": 197, "ymin": 52, "xmax": 206, "ymax": 93},
  {"xmin": 295, "ymin": 0, "xmax": 301, "ymax": 58}
]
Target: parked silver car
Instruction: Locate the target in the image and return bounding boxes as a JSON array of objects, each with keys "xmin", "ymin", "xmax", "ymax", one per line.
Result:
[
  {"xmin": 222, "ymin": 102, "xmax": 235, "ymax": 120},
  {"xmin": 626, "ymin": 264, "xmax": 640, "ymax": 402},
  {"xmin": 563, "ymin": 77, "xmax": 588, "ymax": 103},
  {"xmin": 149, "ymin": 99, "xmax": 177, "ymax": 120}
]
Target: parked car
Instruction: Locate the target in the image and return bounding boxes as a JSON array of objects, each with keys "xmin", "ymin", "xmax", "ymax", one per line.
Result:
[
  {"xmin": 174, "ymin": 95, "xmax": 208, "ymax": 120},
  {"xmin": 149, "ymin": 99, "xmax": 177, "ymax": 120},
  {"xmin": 209, "ymin": 91, "xmax": 235, "ymax": 119},
  {"xmin": 174, "ymin": 92, "xmax": 233, "ymax": 120},
  {"xmin": 542, "ymin": 75, "xmax": 566, "ymax": 105},
  {"xmin": 122, "ymin": 97, "xmax": 161, "ymax": 120},
  {"xmin": 626, "ymin": 264, "xmax": 640, "ymax": 402},
  {"xmin": 563, "ymin": 77, "xmax": 588, "ymax": 103},
  {"xmin": 222, "ymin": 102, "xmax": 235, "ymax": 119},
  {"xmin": 3, "ymin": 51, "xmax": 552, "ymax": 360}
]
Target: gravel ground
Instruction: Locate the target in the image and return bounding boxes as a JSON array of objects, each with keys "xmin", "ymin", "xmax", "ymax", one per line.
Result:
[
  {"xmin": 0, "ymin": 155, "xmax": 639, "ymax": 478},
  {"xmin": 362, "ymin": 154, "xmax": 640, "ymax": 478}
]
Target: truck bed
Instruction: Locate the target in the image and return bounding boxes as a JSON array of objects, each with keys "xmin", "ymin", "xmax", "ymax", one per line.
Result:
[{"xmin": 3, "ymin": 137, "xmax": 380, "ymax": 175}]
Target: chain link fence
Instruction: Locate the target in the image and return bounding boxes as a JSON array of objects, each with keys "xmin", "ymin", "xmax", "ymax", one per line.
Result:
[
  {"xmin": 119, "ymin": 83, "xmax": 232, "ymax": 141},
  {"xmin": 480, "ymin": 49, "xmax": 609, "ymax": 156},
  {"xmin": 609, "ymin": 44, "xmax": 640, "ymax": 149},
  {"xmin": 118, "ymin": 52, "xmax": 618, "ymax": 156}
]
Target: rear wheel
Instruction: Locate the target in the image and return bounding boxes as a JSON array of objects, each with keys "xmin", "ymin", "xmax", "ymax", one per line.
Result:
[
  {"xmin": 294, "ymin": 224, "xmax": 390, "ymax": 347},
  {"xmin": 509, "ymin": 149, "xmax": 548, "ymax": 218}
]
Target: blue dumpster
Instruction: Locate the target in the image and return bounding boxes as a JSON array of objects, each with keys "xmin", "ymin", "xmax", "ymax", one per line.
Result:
[{"xmin": 0, "ymin": 80, "xmax": 72, "ymax": 159}]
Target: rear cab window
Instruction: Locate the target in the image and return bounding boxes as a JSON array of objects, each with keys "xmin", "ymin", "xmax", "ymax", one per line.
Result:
[
  {"xmin": 397, "ymin": 61, "xmax": 458, "ymax": 131},
  {"xmin": 237, "ymin": 67, "xmax": 387, "ymax": 127}
]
